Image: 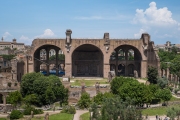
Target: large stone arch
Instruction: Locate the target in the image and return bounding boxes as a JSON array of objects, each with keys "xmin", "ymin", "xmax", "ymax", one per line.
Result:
[
  {"xmin": 109, "ymin": 45, "xmax": 142, "ymax": 77},
  {"xmin": 72, "ymin": 44, "xmax": 104, "ymax": 77},
  {"xmin": 33, "ymin": 44, "xmax": 65, "ymax": 76}
]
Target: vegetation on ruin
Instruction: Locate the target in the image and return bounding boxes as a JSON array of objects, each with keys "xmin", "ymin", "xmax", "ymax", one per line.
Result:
[
  {"xmin": 6, "ymin": 91, "xmax": 23, "ymax": 108},
  {"xmin": 1, "ymin": 54, "xmax": 15, "ymax": 60},
  {"xmin": 20, "ymin": 72, "xmax": 68, "ymax": 106}
]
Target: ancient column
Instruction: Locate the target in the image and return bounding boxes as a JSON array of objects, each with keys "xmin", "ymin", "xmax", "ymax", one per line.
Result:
[
  {"xmin": 3, "ymin": 94, "xmax": 6, "ymax": 106},
  {"xmin": 162, "ymin": 69, "xmax": 165, "ymax": 77},
  {"xmin": 166, "ymin": 68, "xmax": 169, "ymax": 79}
]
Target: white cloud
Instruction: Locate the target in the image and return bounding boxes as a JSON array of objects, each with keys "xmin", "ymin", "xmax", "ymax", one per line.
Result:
[
  {"xmin": 134, "ymin": 29, "xmax": 146, "ymax": 38},
  {"xmin": 35, "ymin": 29, "xmax": 55, "ymax": 38},
  {"xmin": 3, "ymin": 32, "xmax": 11, "ymax": 39},
  {"xmin": 133, "ymin": 2, "xmax": 179, "ymax": 26},
  {"xmin": 20, "ymin": 35, "xmax": 31, "ymax": 41},
  {"xmin": 19, "ymin": 35, "xmax": 32, "ymax": 45}
]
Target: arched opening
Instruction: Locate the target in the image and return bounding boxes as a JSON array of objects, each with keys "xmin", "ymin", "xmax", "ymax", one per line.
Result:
[
  {"xmin": 118, "ymin": 64, "xmax": 125, "ymax": 76},
  {"xmin": 17, "ymin": 61, "xmax": 24, "ymax": 82},
  {"xmin": 118, "ymin": 49, "xmax": 125, "ymax": 60},
  {"xmin": 72, "ymin": 44, "xmax": 103, "ymax": 77},
  {"xmin": 0, "ymin": 94, "xmax": 3, "ymax": 104},
  {"xmin": 110, "ymin": 50, "xmax": 116, "ymax": 60},
  {"xmin": 49, "ymin": 49, "xmax": 55, "ymax": 58},
  {"xmin": 40, "ymin": 49, "xmax": 46, "ymax": 60},
  {"xmin": 34, "ymin": 45, "xmax": 65, "ymax": 76},
  {"xmin": 128, "ymin": 64, "xmax": 135, "ymax": 77},
  {"xmin": 110, "ymin": 64, "xmax": 116, "ymax": 71},
  {"xmin": 109, "ymin": 45, "xmax": 142, "ymax": 77},
  {"xmin": 128, "ymin": 49, "xmax": 134, "ymax": 60}
]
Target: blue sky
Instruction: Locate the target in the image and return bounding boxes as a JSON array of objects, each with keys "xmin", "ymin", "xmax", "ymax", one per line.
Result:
[{"xmin": 0, "ymin": 0, "xmax": 180, "ymax": 45}]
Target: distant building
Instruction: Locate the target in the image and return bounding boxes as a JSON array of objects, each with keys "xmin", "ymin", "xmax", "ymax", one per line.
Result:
[
  {"xmin": 156, "ymin": 41, "xmax": 180, "ymax": 52},
  {"xmin": 0, "ymin": 37, "xmax": 25, "ymax": 50}
]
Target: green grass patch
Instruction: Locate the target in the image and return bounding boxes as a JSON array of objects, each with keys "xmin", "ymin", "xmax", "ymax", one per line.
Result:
[
  {"xmin": 169, "ymin": 96, "xmax": 180, "ymax": 101},
  {"xmin": 0, "ymin": 118, "xmax": 6, "ymax": 120},
  {"xmin": 31, "ymin": 113, "xmax": 74, "ymax": 120},
  {"xmin": 80, "ymin": 112, "xmax": 90, "ymax": 120},
  {"xmin": 71, "ymin": 79, "xmax": 108, "ymax": 86},
  {"xmin": 142, "ymin": 107, "xmax": 167, "ymax": 116}
]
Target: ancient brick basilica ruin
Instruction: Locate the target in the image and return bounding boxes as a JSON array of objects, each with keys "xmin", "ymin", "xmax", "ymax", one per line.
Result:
[{"xmin": 12, "ymin": 29, "xmax": 160, "ymax": 79}]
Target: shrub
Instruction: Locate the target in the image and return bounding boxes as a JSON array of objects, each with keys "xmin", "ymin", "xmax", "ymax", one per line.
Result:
[
  {"xmin": 10, "ymin": 110, "xmax": 23, "ymax": 119},
  {"xmin": 77, "ymin": 92, "xmax": 91, "ymax": 109},
  {"xmin": 61, "ymin": 105, "xmax": 76, "ymax": 114},
  {"xmin": 23, "ymin": 105, "xmax": 43, "ymax": 115}
]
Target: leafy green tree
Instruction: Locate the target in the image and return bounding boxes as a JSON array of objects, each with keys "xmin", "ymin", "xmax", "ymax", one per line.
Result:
[
  {"xmin": 110, "ymin": 76, "xmax": 135, "ymax": 94},
  {"xmin": 21, "ymin": 72, "xmax": 43, "ymax": 97},
  {"xmin": 23, "ymin": 94, "xmax": 38, "ymax": 105},
  {"xmin": 170, "ymin": 55, "xmax": 180, "ymax": 76},
  {"xmin": 118, "ymin": 81, "xmax": 152, "ymax": 106},
  {"xmin": 147, "ymin": 66, "xmax": 158, "ymax": 84},
  {"xmin": 93, "ymin": 97, "xmax": 143, "ymax": 120},
  {"xmin": 157, "ymin": 77, "xmax": 168, "ymax": 89},
  {"xmin": 7, "ymin": 91, "xmax": 22, "ymax": 108},
  {"xmin": 45, "ymin": 87, "xmax": 56, "ymax": 104},
  {"xmin": 90, "ymin": 102, "xmax": 99, "ymax": 119},
  {"xmin": 158, "ymin": 48, "xmax": 177, "ymax": 69},
  {"xmin": 21, "ymin": 73, "xmax": 68, "ymax": 106},
  {"xmin": 93, "ymin": 92, "xmax": 114, "ymax": 105},
  {"xmin": 167, "ymin": 106, "xmax": 180, "ymax": 120},
  {"xmin": 77, "ymin": 92, "xmax": 91, "ymax": 109},
  {"xmin": 155, "ymin": 88, "xmax": 172, "ymax": 105}
]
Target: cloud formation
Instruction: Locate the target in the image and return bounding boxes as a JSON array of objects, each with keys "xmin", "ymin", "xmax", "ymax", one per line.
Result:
[
  {"xmin": 3, "ymin": 32, "xmax": 11, "ymax": 39},
  {"xmin": 133, "ymin": 2, "xmax": 179, "ymax": 26},
  {"xmin": 35, "ymin": 29, "xmax": 55, "ymax": 38},
  {"xmin": 19, "ymin": 35, "xmax": 32, "ymax": 45},
  {"xmin": 134, "ymin": 29, "xmax": 146, "ymax": 38}
]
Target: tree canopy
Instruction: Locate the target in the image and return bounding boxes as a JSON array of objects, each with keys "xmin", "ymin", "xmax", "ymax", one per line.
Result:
[
  {"xmin": 147, "ymin": 66, "xmax": 158, "ymax": 84},
  {"xmin": 20, "ymin": 72, "xmax": 68, "ymax": 106}
]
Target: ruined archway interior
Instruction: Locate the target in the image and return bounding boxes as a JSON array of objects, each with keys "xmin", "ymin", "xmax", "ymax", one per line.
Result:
[
  {"xmin": 72, "ymin": 44, "xmax": 103, "ymax": 77},
  {"xmin": 34, "ymin": 45, "xmax": 65, "ymax": 76},
  {"xmin": 17, "ymin": 61, "xmax": 24, "ymax": 82},
  {"xmin": 110, "ymin": 45, "xmax": 142, "ymax": 77},
  {"xmin": 0, "ymin": 94, "xmax": 3, "ymax": 103}
]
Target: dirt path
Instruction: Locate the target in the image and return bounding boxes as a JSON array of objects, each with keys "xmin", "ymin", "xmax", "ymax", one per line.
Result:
[{"xmin": 73, "ymin": 110, "xmax": 88, "ymax": 120}]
